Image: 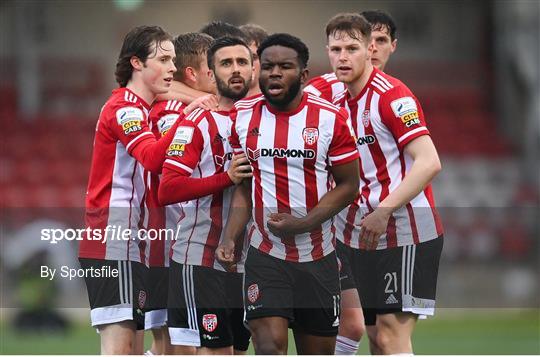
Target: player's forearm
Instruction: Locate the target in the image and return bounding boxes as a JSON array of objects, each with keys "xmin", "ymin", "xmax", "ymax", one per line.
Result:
[
  {"xmin": 130, "ymin": 121, "xmax": 179, "ymax": 174},
  {"xmin": 378, "ymin": 155, "xmax": 441, "ymax": 212},
  {"xmin": 158, "ymin": 170, "xmax": 233, "ymax": 205},
  {"xmin": 223, "ymin": 182, "xmax": 252, "ymax": 243}
]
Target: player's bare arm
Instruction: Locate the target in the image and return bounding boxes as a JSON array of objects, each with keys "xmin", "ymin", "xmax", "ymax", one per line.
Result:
[
  {"xmin": 215, "ymin": 179, "xmax": 252, "ymax": 271},
  {"xmin": 360, "ymin": 135, "xmax": 442, "ymax": 249},
  {"xmin": 156, "ymin": 80, "xmax": 208, "ymax": 103},
  {"xmin": 182, "ymin": 93, "xmax": 219, "ymax": 115},
  {"xmin": 267, "ymin": 158, "xmax": 360, "ymax": 237}
]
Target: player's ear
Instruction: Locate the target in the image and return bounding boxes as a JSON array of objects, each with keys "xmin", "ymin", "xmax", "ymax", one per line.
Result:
[
  {"xmin": 185, "ymin": 67, "xmax": 196, "ymax": 83},
  {"xmin": 209, "ymin": 70, "xmax": 216, "ymax": 84},
  {"xmin": 300, "ymin": 68, "xmax": 309, "ymax": 84},
  {"xmin": 391, "ymin": 39, "xmax": 397, "ymax": 53},
  {"xmin": 130, "ymin": 56, "xmax": 144, "ymax": 71}
]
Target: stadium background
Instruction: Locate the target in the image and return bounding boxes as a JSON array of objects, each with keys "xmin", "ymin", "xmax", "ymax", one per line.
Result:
[{"xmin": 0, "ymin": 0, "xmax": 538, "ymax": 354}]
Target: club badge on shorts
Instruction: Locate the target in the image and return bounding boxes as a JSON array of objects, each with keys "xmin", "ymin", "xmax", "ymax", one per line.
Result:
[
  {"xmin": 138, "ymin": 291, "xmax": 146, "ymax": 309},
  {"xmin": 202, "ymin": 314, "xmax": 218, "ymax": 332},
  {"xmin": 247, "ymin": 283, "xmax": 259, "ymax": 303}
]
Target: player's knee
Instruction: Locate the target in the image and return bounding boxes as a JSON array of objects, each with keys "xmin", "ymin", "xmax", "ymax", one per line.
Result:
[
  {"xmin": 339, "ymin": 318, "xmax": 365, "ymax": 341},
  {"xmin": 254, "ymin": 338, "xmax": 287, "ymax": 355},
  {"xmin": 102, "ymin": 342, "xmax": 133, "ymax": 355}
]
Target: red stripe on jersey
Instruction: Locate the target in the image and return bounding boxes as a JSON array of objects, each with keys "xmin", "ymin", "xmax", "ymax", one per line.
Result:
[
  {"xmin": 386, "ymin": 215, "xmax": 397, "ymax": 248},
  {"xmin": 362, "ymin": 89, "xmax": 391, "ymax": 203},
  {"xmin": 201, "ymin": 113, "xmax": 225, "ymax": 267},
  {"xmin": 303, "ymin": 105, "xmax": 323, "ymax": 260},
  {"xmin": 347, "ymin": 96, "xmax": 373, "ymax": 211},
  {"xmin": 406, "ymin": 203, "xmax": 420, "ymax": 244},
  {"xmin": 342, "ymin": 201, "xmax": 359, "ymax": 247},
  {"xmin": 274, "ymin": 113, "xmax": 299, "ymax": 261},
  {"xmin": 246, "ymin": 107, "xmax": 272, "ymax": 254},
  {"xmin": 424, "ymin": 185, "xmax": 444, "ymax": 236}
]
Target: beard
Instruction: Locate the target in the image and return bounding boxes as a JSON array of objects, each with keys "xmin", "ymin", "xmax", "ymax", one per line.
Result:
[
  {"xmin": 215, "ymin": 75, "xmax": 250, "ymax": 101},
  {"xmin": 260, "ymin": 75, "xmax": 302, "ymax": 109}
]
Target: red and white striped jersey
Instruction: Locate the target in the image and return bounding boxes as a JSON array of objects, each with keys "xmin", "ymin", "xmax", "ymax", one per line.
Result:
[
  {"xmin": 230, "ymin": 93, "xmax": 359, "ymax": 263},
  {"xmin": 162, "ymin": 108, "xmax": 245, "ymax": 271},
  {"xmin": 333, "ymin": 68, "xmax": 444, "ymax": 249},
  {"xmin": 142, "ymin": 99, "xmax": 184, "ymax": 267},
  {"xmin": 80, "ymin": 88, "xmax": 157, "ymax": 262},
  {"xmin": 304, "ymin": 72, "xmax": 346, "ymax": 103}
]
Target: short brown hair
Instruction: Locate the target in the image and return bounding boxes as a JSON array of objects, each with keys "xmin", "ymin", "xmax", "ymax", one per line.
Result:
[
  {"xmin": 325, "ymin": 13, "xmax": 371, "ymax": 44},
  {"xmin": 240, "ymin": 24, "xmax": 269, "ymax": 48},
  {"xmin": 115, "ymin": 25, "xmax": 172, "ymax": 87},
  {"xmin": 173, "ymin": 32, "xmax": 213, "ymax": 82}
]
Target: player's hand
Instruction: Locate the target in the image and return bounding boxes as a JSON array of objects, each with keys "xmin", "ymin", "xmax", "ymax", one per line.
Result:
[
  {"xmin": 215, "ymin": 238, "xmax": 237, "ymax": 272},
  {"xmin": 183, "ymin": 94, "xmax": 219, "ymax": 115},
  {"xmin": 359, "ymin": 207, "xmax": 392, "ymax": 250},
  {"xmin": 266, "ymin": 212, "xmax": 306, "ymax": 238},
  {"xmin": 227, "ymin": 153, "xmax": 252, "ymax": 185}
]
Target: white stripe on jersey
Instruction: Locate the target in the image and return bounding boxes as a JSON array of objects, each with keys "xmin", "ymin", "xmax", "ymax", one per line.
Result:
[
  {"xmin": 375, "ymin": 73, "xmax": 393, "ymax": 89},
  {"xmin": 126, "ymin": 131, "xmax": 153, "ymax": 152},
  {"xmin": 165, "ymin": 159, "xmax": 194, "ymax": 174},
  {"xmin": 398, "ymin": 126, "xmax": 429, "ymax": 144},
  {"xmin": 328, "ymin": 150, "xmax": 358, "ymax": 163},
  {"xmin": 373, "ymin": 76, "xmax": 392, "ymax": 91}
]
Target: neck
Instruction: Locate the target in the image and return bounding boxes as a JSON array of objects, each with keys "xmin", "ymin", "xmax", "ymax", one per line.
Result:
[
  {"xmin": 126, "ymin": 80, "xmax": 155, "ymax": 106},
  {"xmin": 346, "ymin": 63, "xmax": 374, "ymax": 98},
  {"xmin": 246, "ymin": 86, "xmax": 261, "ymax": 97},
  {"xmin": 217, "ymin": 94, "xmax": 235, "ymax": 111}
]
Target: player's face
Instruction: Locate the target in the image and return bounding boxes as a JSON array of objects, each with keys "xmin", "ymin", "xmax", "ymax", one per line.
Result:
[
  {"xmin": 194, "ymin": 55, "xmax": 216, "ymax": 94},
  {"xmin": 327, "ymin": 31, "xmax": 372, "ymax": 84},
  {"xmin": 212, "ymin": 45, "xmax": 252, "ymax": 101},
  {"xmin": 370, "ymin": 25, "xmax": 396, "ymax": 71},
  {"xmin": 259, "ymin": 45, "xmax": 308, "ymax": 109},
  {"xmin": 141, "ymin": 40, "xmax": 177, "ymax": 95},
  {"xmin": 249, "ymin": 42, "xmax": 260, "ymax": 90}
]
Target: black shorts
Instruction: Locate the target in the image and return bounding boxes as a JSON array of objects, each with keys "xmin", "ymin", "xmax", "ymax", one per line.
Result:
[
  {"xmin": 168, "ymin": 262, "xmax": 250, "ymax": 349},
  {"xmin": 226, "ymin": 272, "xmax": 251, "ymax": 352},
  {"xmin": 352, "ymin": 236, "xmax": 443, "ymax": 325},
  {"xmin": 336, "ymin": 240, "xmax": 356, "ymax": 291},
  {"xmin": 144, "ymin": 266, "xmax": 169, "ymax": 330},
  {"xmin": 244, "ymin": 247, "xmax": 340, "ymax": 337},
  {"xmin": 79, "ymin": 258, "xmax": 148, "ymax": 330}
]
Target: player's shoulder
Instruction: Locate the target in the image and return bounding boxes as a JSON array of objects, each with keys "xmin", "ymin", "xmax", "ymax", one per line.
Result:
[
  {"xmin": 182, "ymin": 107, "xmax": 212, "ymax": 128},
  {"xmin": 370, "ymin": 69, "xmax": 414, "ymax": 98},
  {"xmin": 305, "ymin": 92, "xmax": 343, "ymax": 114},
  {"xmin": 101, "ymin": 88, "xmax": 147, "ymax": 125},
  {"xmin": 151, "ymin": 99, "xmax": 185, "ymax": 114},
  {"xmin": 234, "ymin": 94, "xmax": 265, "ymax": 111}
]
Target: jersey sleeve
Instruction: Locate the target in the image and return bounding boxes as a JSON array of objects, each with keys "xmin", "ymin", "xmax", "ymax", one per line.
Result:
[
  {"xmin": 379, "ymin": 86, "xmax": 430, "ymax": 150},
  {"xmin": 108, "ymin": 104, "xmax": 155, "ymax": 151},
  {"xmin": 162, "ymin": 121, "xmax": 204, "ymax": 176},
  {"xmin": 328, "ymin": 108, "xmax": 360, "ymax": 166},
  {"xmin": 228, "ymin": 109, "xmax": 243, "ymax": 155},
  {"xmin": 304, "ymin": 76, "xmax": 333, "ymax": 102}
]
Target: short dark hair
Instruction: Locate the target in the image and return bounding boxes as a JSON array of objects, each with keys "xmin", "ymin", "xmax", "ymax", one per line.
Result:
[
  {"xmin": 207, "ymin": 36, "xmax": 251, "ymax": 71},
  {"xmin": 325, "ymin": 13, "xmax": 371, "ymax": 44},
  {"xmin": 361, "ymin": 10, "xmax": 397, "ymax": 41},
  {"xmin": 200, "ymin": 21, "xmax": 247, "ymax": 41},
  {"xmin": 173, "ymin": 32, "xmax": 213, "ymax": 82},
  {"xmin": 239, "ymin": 23, "xmax": 269, "ymax": 47},
  {"xmin": 257, "ymin": 33, "xmax": 309, "ymax": 69},
  {"xmin": 115, "ymin": 25, "xmax": 172, "ymax": 87}
]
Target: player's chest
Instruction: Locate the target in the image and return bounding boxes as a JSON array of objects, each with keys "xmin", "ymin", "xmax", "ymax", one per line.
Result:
[{"xmin": 240, "ymin": 118, "xmax": 327, "ymax": 164}]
